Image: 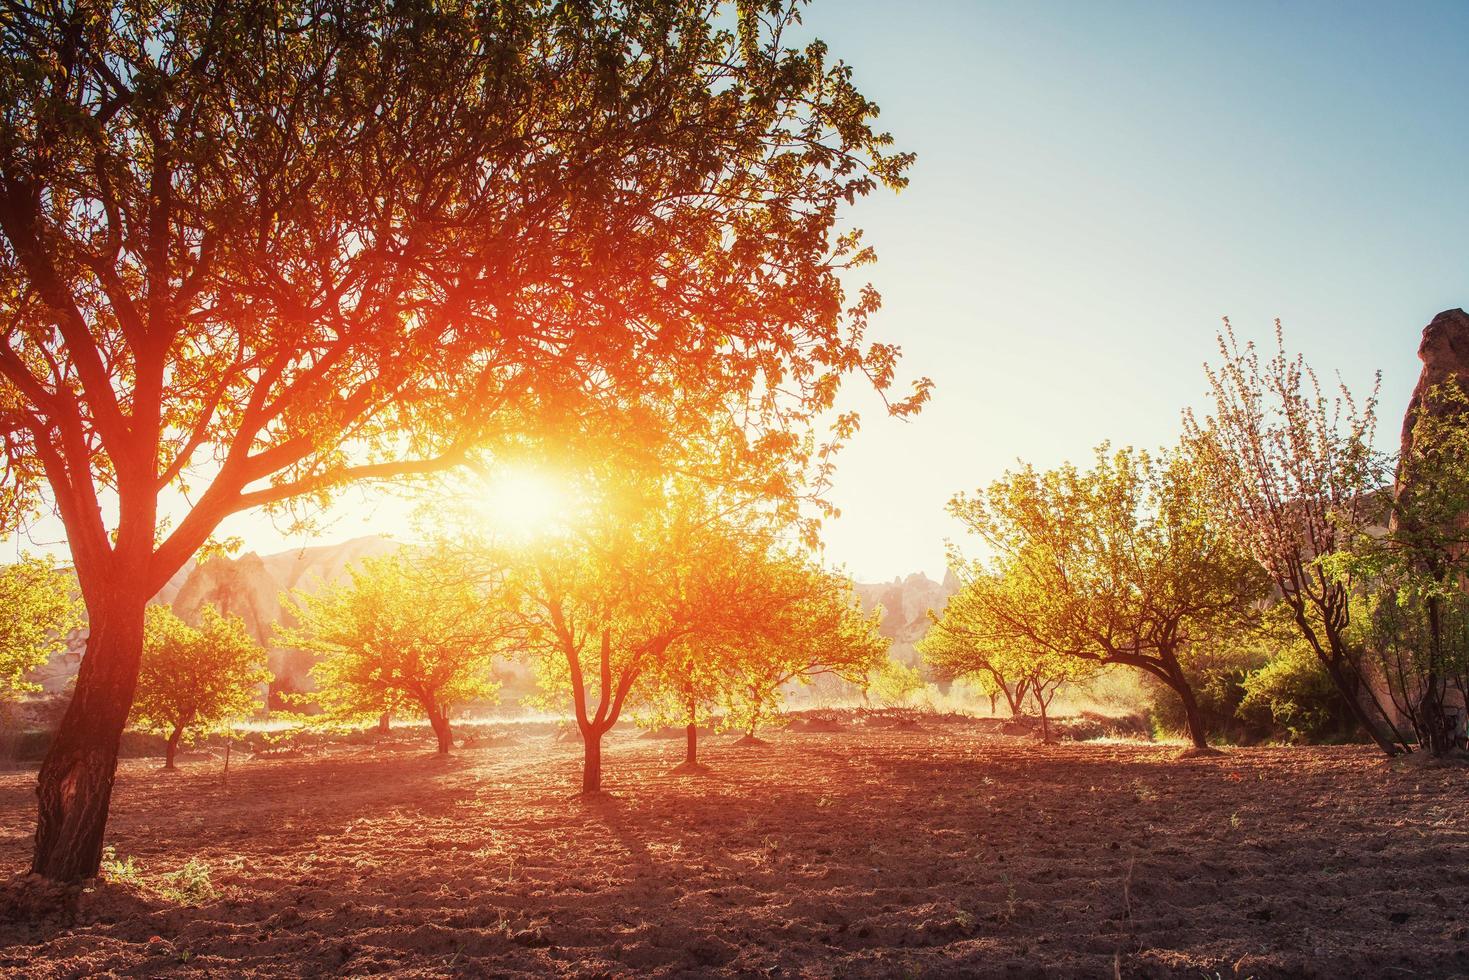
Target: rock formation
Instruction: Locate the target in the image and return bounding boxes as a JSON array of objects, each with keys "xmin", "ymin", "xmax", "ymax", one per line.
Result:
[
  {"xmin": 853, "ymin": 570, "xmax": 958, "ymax": 644},
  {"xmin": 1385, "ymin": 308, "xmax": 1469, "ymax": 748},
  {"xmin": 1398, "ymin": 308, "xmax": 1469, "ymax": 463}
]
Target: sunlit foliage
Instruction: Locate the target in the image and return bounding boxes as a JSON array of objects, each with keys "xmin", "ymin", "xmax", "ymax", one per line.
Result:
[
  {"xmin": 719, "ymin": 560, "xmax": 888, "ymax": 739},
  {"xmin": 946, "ymin": 445, "xmax": 1267, "ymax": 750},
  {"xmin": 637, "ymin": 553, "xmax": 888, "ymax": 763},
  {"xmin": 0, "ymin": 556, "xmax": 82, "ymax": 703},
  {"xmin": 920, "ymin": 579, "xmax": 1031, "ymax": 718},
  {"xmin": 508, "ymin": 472, "xmax": 774, "ymax": 791},
  {"xmin": 280, "ymin": 548, "xmax": 509, "ymax": 754},
  {"xmin": 921, "ymin": 586, "xmax": 1094, "ymax": 736},
  {"xmin": 130, "ymin": 605, "xmax": 271, "ymax": 769}
]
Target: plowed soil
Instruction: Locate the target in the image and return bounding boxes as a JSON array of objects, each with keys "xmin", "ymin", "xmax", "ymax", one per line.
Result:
[{"xmin": 2, "ymin": 721, "xmax": 1467, "ymax": 978}]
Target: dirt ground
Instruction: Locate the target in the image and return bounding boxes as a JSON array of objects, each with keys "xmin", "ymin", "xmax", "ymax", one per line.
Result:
[{"xmin": 1, "ymin": 719, "xmax": 1467, "ymax": 979}]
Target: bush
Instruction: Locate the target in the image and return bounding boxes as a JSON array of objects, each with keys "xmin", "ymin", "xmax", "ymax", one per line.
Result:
[
  {"xmin": 1239, "ymin": 639, "xmax": 1353, "ymax": 742},
  {"xmin": 1145, "ymin": 640, "xmax": 1271, "ymax": 744}
]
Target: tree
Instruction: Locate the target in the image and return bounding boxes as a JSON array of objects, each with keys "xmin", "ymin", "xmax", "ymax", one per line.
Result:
[
  {"xmin": 130, "ymin": 604, "xmax": 270, "ymax": 769},
  {"xmin": 279, "ymin": 549, "xmax": 507, "ymax": 755},
  {"xmin": 721, "ymin": 560, "xmax": 888, "ymax": 741},
  {"xmin": 921, "ymin": 579, "xmax": 1094, "ymax": 738},
  {"xmin": 868, "ymin": 659, "xmax": 925, "ymax": 717},
  {"xmin": 948, "ymin": 445, "xmax": 1268, "ymax": 751},
  {"xmin": 0, "ymin": 555, "xmax": 83, "ymax": 704},
  {"xmin": 629, "ymin": 524, "xmax": 784, "ymax": 773},
  {"xmin": 1015, "ymin": 646, "xmax": 1093, "ymax": 744},
  {"xmin": 0, "ymin": 0, "xmax": 926, "ymax": 878},
  {"xmin": 920, "ymin": 580, "xmax": 1031, "ymax": 718},
  {"xmin": 512, "ymin": 478, "xmax": 770, "ymax": 793},
  {"xmin": 1184, "ymin": 322, "xmax": 1407, "ymax": 755}
]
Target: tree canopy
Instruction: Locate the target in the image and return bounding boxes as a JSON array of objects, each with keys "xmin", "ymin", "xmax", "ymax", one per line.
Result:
[
  {"xmin": 0, "ymin": 555, "xmax": 83, "ymax": 703},
  {"xmin": 131, "ymin": 604, "xmax": 271, "ymax": 768},
  {"xmin": 281, "ymin": 547, "xmax": 508, "ymax": 754}
]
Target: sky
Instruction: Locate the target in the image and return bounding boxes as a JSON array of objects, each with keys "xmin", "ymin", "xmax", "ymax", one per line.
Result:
[
  {"xmin": 9, "ymin": 1, "xmax": 1469, "ymax": 582},
  {"xmin": 792, "ymin": 0, "xmax": 1469, "ymax": 580}
]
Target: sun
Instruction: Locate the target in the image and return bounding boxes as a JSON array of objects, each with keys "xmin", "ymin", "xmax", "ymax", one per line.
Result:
[{"xmin": 482, "ymin": 467, "xmax": 569, "ymax": 539}]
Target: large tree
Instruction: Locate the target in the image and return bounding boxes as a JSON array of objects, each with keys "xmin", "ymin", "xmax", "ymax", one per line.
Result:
[
  {"xmin": 0, "ymin": 0, "xmax": 924, "ymax": 878},
  {"xmin": 1185, "ymin": 323, "xmax": 1407, "ymax": 755},
  {"xmin": 947, "ymin": 446, "xmax": 1268, "ymax": 751}
]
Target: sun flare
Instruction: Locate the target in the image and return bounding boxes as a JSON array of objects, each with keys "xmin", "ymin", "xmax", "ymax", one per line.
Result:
[{"xmin": 481, "ymin": 468, "xmax": 569, "ymax": 539}]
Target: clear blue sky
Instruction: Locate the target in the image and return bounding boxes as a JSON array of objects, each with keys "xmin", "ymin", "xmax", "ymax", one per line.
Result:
[{"xmin": 798, "ymin": 0, "xmax": 1469, "ymax": 580}]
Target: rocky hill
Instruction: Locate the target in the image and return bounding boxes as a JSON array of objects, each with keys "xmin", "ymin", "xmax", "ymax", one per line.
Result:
[{"xmin": 853, "ymin": 570, "xmax": 958, "ymax": 644}]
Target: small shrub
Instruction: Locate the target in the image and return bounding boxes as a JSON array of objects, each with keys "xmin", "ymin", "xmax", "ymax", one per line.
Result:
[
  {"xmin": 99, "ymin": 846, "xmax": 145, "ymax": 889},
  {"xmin": 159, "ymin": 857, "xmax": 217, "ymax": 905},
  {"xmin": 98, "ymin": 846, "xmax": 216, "ymax": 905},
  {"xmin": 1239, "ymin": 640, "xmax": 1352, "ymax": 742}
]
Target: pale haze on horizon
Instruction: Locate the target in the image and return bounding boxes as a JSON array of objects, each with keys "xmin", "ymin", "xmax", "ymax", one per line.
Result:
[{"xmin": 9, "ymin": 1, "xmax": 1469, "ymax": 584}]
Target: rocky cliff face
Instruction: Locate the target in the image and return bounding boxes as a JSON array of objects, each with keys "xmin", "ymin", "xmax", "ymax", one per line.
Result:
[
  {"xmin": 853, "ymin": 569, "xmax": 959, "ymax": 644},
  {"xmin": 1398, "ymin": 308, "xmax": 1469, "ymax": 463}
]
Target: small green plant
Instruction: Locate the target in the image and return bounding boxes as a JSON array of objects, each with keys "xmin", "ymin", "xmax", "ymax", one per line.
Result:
[
  {"xmin": 158, "ymin": 857, "xmax": 217, "ymax": 905},
  {"xmin": 99, "ymin": 846, "xmax": 145, "ymax": 889},
  {"xmin": 998, "ymin": 872, "xmax": 1019, "ymax": 922}
]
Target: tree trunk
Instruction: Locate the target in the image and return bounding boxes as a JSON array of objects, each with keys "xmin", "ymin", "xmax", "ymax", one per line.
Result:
[
  {"xmin": 1297, "ymin": 607, "xmax": 1404, "ymax": 756},
  {"xmin": 1321, "ymin": 654, "xmax": 1405, "ymax": 756},
  {"xmin": 1420, "ymin": 595, "xmax": 1452, "ymax": 754},
  {"xmin": 1174, "ymin": 681, "xmax": 1210, "ymax": 750},
  {"xmin": 32, "ymin": 594, "xmax": 148, "ymax": 882},
  {"xmin": 426, "ymin": 706, "xmax": 452, "ymax": 755},
  {"xmin": 377, "ymin": 712, "xmax": 391, "ymax": 734},
  {"xmin": 685, "ymin": 722, "xmax": 698, "ymax": 766},
  {"xmin": 1005, "ymin": 679, "xmax": 1030, "ymax": 718},
  {"xmin": 988, "ymin": 692, "xmax": 998, "ymax": 715},
  {"xmin": 165, "ymin": 723, "xmax": 184, "ymax": 770},
  {"xmin": 582, "ymin": 727, "xmax": 603, "ymax": 793},
  {"xmin": 1037, "ymin": 695, "xmax": 1051, "ymax": 742}
]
